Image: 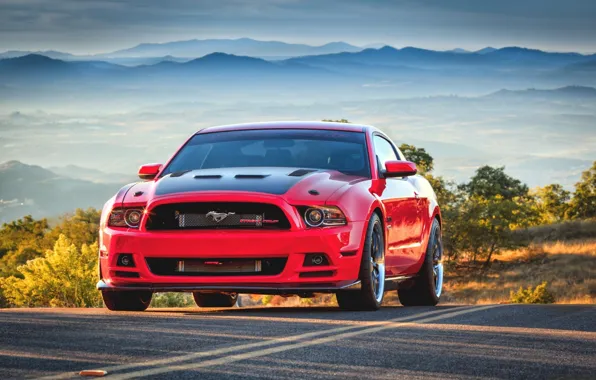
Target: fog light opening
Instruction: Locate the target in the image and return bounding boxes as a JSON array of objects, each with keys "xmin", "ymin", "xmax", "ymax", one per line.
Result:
[
  {"xmin": 117, "ymin": 254, "xmax": 135, "ymax": 267},
  {"xmin": 303, "ymin": 253, "xmax": 329, "ymax": 267}
]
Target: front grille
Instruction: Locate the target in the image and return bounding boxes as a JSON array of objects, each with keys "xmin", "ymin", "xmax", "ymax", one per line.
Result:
[
  {"xmin": 145, "ymin": 202, "xmax": 291, "ymax": 230},
  {"xmin": 146, "ymin": 257, "xmax": 287, "ymax": 276}
]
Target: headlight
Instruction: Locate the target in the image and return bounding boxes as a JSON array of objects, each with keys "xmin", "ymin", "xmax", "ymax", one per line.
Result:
[
  {"xmin": 301, "ymin": 206, "xmax": 347, "ymax": 227},
  {"xmin": 108, "ymin": 208, "xmax": 144, "ymax": 228}
]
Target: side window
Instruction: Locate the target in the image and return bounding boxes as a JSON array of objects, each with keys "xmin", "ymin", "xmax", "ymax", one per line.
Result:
[{"xmin": 373, "ymin": 135, "xmax": 399, "ymax": 171}]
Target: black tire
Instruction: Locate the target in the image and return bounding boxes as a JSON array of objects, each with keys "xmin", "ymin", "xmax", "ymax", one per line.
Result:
[
  {"xmin": 398, "ymin": 219, "xmax": 443, "ymax": 306},
  {"xmin": 102, "ymin": 291, "xmax": 152, "ymax": 311},
  {"xmin": 193, "ymin": 292, "xmax": 238, "ymax": 307},
  {"xmin": 336, "ymin": 213, "xmax": 385, "ymax": 311}
]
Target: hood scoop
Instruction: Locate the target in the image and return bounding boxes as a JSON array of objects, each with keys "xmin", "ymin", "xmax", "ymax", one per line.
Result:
[{"xmin": 235, "ymin": 174, "xmax": 270, "ymax": 179}]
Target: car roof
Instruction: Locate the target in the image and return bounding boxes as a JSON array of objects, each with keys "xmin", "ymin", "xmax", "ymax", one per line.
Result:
[{"xmin": 196, "ymin": 121, "xmax": 378, "ymax": 134}]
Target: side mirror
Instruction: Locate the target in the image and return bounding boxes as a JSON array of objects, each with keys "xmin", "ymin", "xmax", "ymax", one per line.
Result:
[
  {"xmin": 383, "ymin": 160, "xmax": 417, "ymax": 178},
  {"xmin": 138, "ymin": 163, "xmax": 163, "ymax": 180}
]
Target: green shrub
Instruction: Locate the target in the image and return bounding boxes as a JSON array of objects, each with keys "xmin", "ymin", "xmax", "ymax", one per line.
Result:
[
  {"xmin": 509, "ymin": 282, "xmax": 556, "ymax": 304},
  {"xmin": 0, "ymin": 234, "xmax": 102, "ymax": 307},
  {"xmin": 150, "ymin": 292, "xmax": 194, "ymax": 308},
  {"xmin": 261, "ymin": 295, "xmax": 274, "ymax": 305}
]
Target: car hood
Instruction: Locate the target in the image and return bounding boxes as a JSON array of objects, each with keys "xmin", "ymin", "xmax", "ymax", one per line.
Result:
[{"xmin": 122, "ymin": 167, "xmax": 366, "ymax": 204}]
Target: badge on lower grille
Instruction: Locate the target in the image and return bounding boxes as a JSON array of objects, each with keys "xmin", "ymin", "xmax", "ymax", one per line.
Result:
[{"xmin": 206, "ymin": 211, "xmax": 235, "ymax": 223}]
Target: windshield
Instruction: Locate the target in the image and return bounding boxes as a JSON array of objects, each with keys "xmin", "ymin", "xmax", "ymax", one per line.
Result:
[{"xmin": 162, "ymin": 129, "xmax": 371, "ymax": 177}]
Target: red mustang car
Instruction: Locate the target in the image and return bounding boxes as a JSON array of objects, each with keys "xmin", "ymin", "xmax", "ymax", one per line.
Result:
[{"xmin": 98, "ymin": 121, "xmax": 443, "ymax": 311}]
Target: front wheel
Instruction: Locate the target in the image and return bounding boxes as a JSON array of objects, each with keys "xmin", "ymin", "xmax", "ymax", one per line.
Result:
[
  {"xmin": 102, "ymin": 290, "xmax": 152, "ymax": 311},
  {"xmin": 193, "ymin": 292, "xmax": 238, "ymax": 307},
  {"xmin": 336, "ymin": 213, "xmax": 385, "ymax": 311},
  {"xmin": 398, "ymin": 219, "xmax": 443, "ymax": 306}
]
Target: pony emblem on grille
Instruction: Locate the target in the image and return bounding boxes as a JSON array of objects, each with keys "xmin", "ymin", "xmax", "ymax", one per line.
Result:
[{"xmin": 206, "ymin": 211, "xmax": 235, "ymax": 223}]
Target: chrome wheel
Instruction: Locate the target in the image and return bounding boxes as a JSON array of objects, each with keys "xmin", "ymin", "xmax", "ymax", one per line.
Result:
[
  {"xmin": 432, "ymin": 236, "xmax": 443, "ymax": 298},
  {"xmin": 371, "ymin": 223, "xmax": 385, "ymax": 303}
]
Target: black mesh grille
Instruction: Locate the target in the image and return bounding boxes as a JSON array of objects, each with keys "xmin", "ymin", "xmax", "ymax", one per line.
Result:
[
  {"xmin": 145, "ymin": 202, "xmax": 291, "ymax": 230},
  {"xmin": 146, "ymin": 257, "xmax": 287, "ymax": 276}
]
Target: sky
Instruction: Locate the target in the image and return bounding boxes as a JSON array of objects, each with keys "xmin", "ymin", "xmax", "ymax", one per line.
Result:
[{"xmin": 1, "ymin": 0, "xmax": 596, "ymax": 54}]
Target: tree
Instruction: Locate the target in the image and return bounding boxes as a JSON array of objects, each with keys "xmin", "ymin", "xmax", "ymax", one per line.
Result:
[
  {"xmin": 0, "ymin": 216, "xmax": 51, "ymax": 278},
  {"xmin": 0, "ymin": 216, "xmax": 50, "ymax": 256},
  {"xmin": 444, "ymin": 166, "xmax": 537, "ymax": 268},
  {"xmin": 425, "ymin": 173, "xmax": 457, "ymax": 209},
  {"xmin": 462, "ymin": 165, "xmax": 529, "ymax": 200},
  {"xmin": 568, "ymin": 161, "xmax": 596, "ymax": 219},
  {"xmin": 531, "ymin": 184, "xmax": 570, "ymax": 223},
  {"xmin": 399, "ymin": 144, "xmax": 434, "ymax": 173},
  {"xmin": 0, "ymin": 235, "xmax": 102, "ymax": 307},
  {"xmin": 45, "ymin": 208, "xmax": 101, "ymax": 248},
  {"xmin": 322, "ymin": 119, "xmax": 350, "ymax": 123}
]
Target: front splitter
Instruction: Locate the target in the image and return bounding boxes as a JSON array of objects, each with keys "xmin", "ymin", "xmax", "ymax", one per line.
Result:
[{"xmin": 97, "ymin": 279, "xmax": 361, "ymax": 295}]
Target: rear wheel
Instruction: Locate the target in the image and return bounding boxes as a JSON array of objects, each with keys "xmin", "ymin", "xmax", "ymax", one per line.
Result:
[
  {"xmin": 102, "ymin": 291, "xmax": 152, "ymax": 311},
  {"xmin": 193, "ymin": 292, "xmax": 238, "ymax": 307},
  {"xmin": 336, "ymin": 213, "xmax": 385, "ymax": 311},
  {"xmin": 398, "ymin": 219, "xmax": 443, "ymax": 306}
]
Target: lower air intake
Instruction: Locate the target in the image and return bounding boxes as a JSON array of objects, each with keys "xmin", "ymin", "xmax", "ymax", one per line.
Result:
[{"xmin": 146, "ymin": 257, "xmax": 287, "ymax": 276}]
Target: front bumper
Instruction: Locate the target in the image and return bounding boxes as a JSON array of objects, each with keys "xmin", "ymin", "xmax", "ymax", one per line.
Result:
[{"xmin": 98, "ymin": 222, "xmax": 366, "ymax": 294}]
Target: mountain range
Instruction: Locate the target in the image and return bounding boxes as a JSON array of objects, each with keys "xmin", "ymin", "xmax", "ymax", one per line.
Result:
[
  {"xmin": 1, "ymin": 46, "xmax": 595, "ymax": 88},
  {"xmin": 1, "ymin": 43, "xmax": 595, "ymax": 114},
  {"xmin": 103, "ymin": 38, "xmax": 363, "ymax": 58},
  {"xmin": 2, "ymin": 38, "xmax": 592, "ymax": 66},
  {"xmin": 0, "ymin": 38, "xmax": 364, "ymax": 62}
]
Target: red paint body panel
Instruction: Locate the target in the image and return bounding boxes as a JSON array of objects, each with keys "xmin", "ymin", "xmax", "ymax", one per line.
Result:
[{"xmin": 98, "ymin": 122, "xmax": 440, "ymax": 294}]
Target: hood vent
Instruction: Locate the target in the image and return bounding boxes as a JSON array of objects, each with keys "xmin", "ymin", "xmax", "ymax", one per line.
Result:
[
  {"xmin": 288, "ymin": 169, "xmax": 316, "ymax": 177},
  {"xmin": 235, "ymin": 174, "xmax": 270, "ymax": 179},
  {"xmin": 170, "ymin": 170, "xmax": 191, "ymax": 178},
  {"xmin": 194, "ymin": 174, "xmax": 222, "ymax": 179}
]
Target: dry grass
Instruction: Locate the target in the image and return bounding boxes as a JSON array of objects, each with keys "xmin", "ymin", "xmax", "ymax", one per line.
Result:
[
  {"xmin": 512, "ymin": 220, "xmax": 596, "ymax": 244},
  {"xmin": 250, "ymin": 240, "xmax": 596, "ymax": 307},
  {"xmin": 443, "ymin": 239, "xmax": 596, "ymax": 304}
]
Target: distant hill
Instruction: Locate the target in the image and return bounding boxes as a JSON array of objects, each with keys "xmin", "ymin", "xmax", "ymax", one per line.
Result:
[
  {"xmin": 0, "ymin": 52, "xmax": 337, "ymax": 88},
  {"xmin": 484, "ymin": 47, "xmax": 588, "ymax": 66},
  {"xmin": 0, "ymin": 54, "xmax": 70, "ymax": 72},
  {"xmin": 0, "ymin": 50, "xmax": 77, "ymax": 60},
  {"xmin": 475, "ymin": 47, "xmax": 497, "ymax": 54},
  {"xmin": 445, "ymin": 48, "xmax": 471, "ymax": 54},
  {"xmin": 47, "ymin": 165, "xmax": 134, "ymax": 184},
  {"xmin": 486, "ymin": 85, "xmax": 596, "ymax": 100},
  {"xmin": 102, "ymin": 38, "xmax": 363, "ymax": 58},
  {"xmin": 286, "ymin": 46, "xmax": 595, "ymax": 69},
  {"xmin": 0, "ymin": 54, "xmax": 128, "ymax": 85},
  {"xmin": 0, "ymin": 161, "xmax": 127, "ymax": 223}
]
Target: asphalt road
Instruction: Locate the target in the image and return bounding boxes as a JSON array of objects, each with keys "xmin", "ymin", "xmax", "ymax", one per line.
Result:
[{"xmin": 0, "ymin": 304, "xmax": 594, "ymax": 380}]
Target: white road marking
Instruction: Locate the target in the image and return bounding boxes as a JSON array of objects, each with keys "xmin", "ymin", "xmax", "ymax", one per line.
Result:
[
  {"xmin": 37, "ymin": 307, "xmax": 463, "ymax": 380},
  {"xmin": 109, "ymin": 305, "xmax": 500, "ymax": 379}
]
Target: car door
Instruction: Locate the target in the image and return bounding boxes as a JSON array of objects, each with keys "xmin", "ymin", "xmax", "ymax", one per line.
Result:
[{"xmin": 372, "ymin": 135, "xmax": 423, "ymax": 275}]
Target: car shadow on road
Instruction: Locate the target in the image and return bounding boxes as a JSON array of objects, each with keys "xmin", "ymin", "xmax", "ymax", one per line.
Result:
[{"xmin": 146, "ymin": 305, "xmax": 464, "ymax": 321}]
